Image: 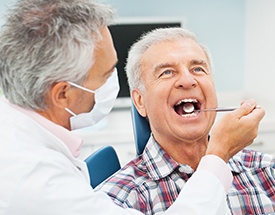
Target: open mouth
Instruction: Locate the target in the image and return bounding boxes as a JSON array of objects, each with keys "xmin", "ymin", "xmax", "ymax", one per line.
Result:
[{"xmin": 174, "ymin": 98, "xmax": 201, "ymax": 118}]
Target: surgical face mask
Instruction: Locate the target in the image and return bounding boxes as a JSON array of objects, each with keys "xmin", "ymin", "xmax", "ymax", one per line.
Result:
[{"xmin": 65, "ymin": 69, "xmax": 120, "ymax": 130}]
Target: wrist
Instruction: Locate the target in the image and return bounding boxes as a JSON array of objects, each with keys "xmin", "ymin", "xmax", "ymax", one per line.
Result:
[{"xmin": 205, "ymin": 147, "xmax": 230, "ymax": 163}]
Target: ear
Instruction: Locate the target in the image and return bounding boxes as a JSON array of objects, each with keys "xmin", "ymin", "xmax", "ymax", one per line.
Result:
[
  {"xmin": 50, "ymin": 82, "xmax": 71, "ymax": 109},
  {"xmin": 131, "ymin": 89, "xmax": 147, "ymax": 117}
]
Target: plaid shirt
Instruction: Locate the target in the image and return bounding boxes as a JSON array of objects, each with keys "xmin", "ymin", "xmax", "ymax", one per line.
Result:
[{"xmin": 96, "ymin": 136, "xmax": 275, "ymax": 215}]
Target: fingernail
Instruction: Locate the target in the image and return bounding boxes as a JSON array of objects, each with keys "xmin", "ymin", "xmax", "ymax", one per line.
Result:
[{"xmin": 246, "ymin": 99, "xmax": 255, "ymax": 107}]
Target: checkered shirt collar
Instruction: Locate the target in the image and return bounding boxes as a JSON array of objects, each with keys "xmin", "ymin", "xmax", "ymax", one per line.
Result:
[
  {"xmin": 228, "ymin": 149, "xmax": 275, "ymax": 174},
  {"xmin": 141, "ymin": 135, "xmax": 181, "ymax": 181},
  {"xmin": 140, "ymin": 135, "xmax": 269, "ymax": 179}
]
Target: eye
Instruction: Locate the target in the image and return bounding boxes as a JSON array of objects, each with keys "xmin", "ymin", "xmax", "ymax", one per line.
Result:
[
  {"xmin": 193, "ymin": 67, "xmax": 204, "ymax": 73},
  {"xmin": 159, "ymin": 69, "xmax": 173, "ymax": 78},
  {"xmin": 192, "ymin": 67, "xmax": 209, "ymax": 75}
]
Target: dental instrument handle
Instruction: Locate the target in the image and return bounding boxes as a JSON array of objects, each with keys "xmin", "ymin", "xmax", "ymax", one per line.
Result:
[{"xmin": 200, "ymin": 105, "xmax": 261, "ymax": 112}]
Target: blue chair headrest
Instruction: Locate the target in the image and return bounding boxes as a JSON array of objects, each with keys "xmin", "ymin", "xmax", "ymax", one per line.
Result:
[
  {"xmin": 131, "ymin": 103, "xmax": 151, "ymax": 155},
  {"xmin": 85, "ymin": 146, "xmax": 121, "ymax": 188}
]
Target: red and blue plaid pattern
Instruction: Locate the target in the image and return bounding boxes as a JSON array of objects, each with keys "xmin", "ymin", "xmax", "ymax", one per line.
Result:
[
  {"xmin": 97, "ymin": 136, "xmax": 275, "ymax": 215},
  {"xmin": 227, "ymin": 150, "xmax": 275, "ymax": 214}
]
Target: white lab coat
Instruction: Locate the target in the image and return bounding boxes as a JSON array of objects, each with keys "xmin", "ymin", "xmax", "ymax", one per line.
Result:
[{"xmin": 0, "ymin": 98, "xmax": 231, "ymax": 215}]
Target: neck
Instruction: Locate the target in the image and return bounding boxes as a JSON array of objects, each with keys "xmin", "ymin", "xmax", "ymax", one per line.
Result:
[
  {"xmin": 36, "ymin": 106, "xmax": 70, "ymax": 130},
  {"xmin": 158, "ymin": 137, "xmax": 208, "ymax": 170}
]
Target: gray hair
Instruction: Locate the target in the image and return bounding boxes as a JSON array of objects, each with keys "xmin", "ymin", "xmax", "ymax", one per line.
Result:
[
  {"xmin": 125, "ymin": 27, "xmax": 213, "ymax": 93},
  {"xmin": 0, "ymin": 0, "xmax": 115, "ymax": 110}
]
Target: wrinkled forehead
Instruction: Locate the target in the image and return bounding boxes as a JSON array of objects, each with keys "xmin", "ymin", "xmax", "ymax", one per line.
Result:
[{"xmin": 140, "ymin": 38, "xmax": 211, "ymax": 71}]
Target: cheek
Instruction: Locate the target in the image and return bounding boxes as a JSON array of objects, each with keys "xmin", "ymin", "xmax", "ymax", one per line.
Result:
[
  {"xmin": 207, "ymin": 87, "xmax": 217, "ymax": 104},
  {"xmin": 86, "ymin": 94, "xmax": 96, "ymax": 110},
  {"xmin": 75, "ymin": 92, "xmax": 95, "ymax": 113},
  {"xmin": 210, "ymin": 86, "xmax": 218, "ymax": 105},
  {"xmin": 143, "ymin": 84, "xmax": 171, "ymax": 119},
  {"xmin": 201, "ymin": 78, "xmax": 217, "ymax": 100},
  {"xmin": 145, "ymin": 83, "xmax": 169, "ymax": 106}
]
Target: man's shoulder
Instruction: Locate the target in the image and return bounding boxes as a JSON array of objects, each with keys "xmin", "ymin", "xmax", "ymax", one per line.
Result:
[
  {"xmin": 228, "ymin": 149, "xmax": 275, "ymax": 172},
  {"xmin": 96, "ymin": 155, "xmax": 150, "ymax": 202}
]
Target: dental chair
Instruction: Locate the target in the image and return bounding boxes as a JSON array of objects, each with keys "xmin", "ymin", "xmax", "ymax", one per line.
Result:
[
  {"xmin": 131, "ymin": 103, "xmax": 151, "ymax": 156},
  {"xmin": 85, "ymin": 104, "xmax": 150, "ymax": 188},
  {"xmin": 85, "ymin": 146, "xmax": 121, "ymax": 188}
]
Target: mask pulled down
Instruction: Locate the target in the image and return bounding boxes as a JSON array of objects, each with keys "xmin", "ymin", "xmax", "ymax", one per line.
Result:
[{"xmin": 65, "ymin": 69, "xmax": 120, "ymax": 130}]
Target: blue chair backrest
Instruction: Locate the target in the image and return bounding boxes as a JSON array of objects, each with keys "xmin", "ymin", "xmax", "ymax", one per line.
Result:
[
  {"xmin": 131, "ymin": 103, "xmax": 151, "ymax": 156},
  {"xmin": 85, "ymin": 146, "xmax": 121, "ymax": 188}
]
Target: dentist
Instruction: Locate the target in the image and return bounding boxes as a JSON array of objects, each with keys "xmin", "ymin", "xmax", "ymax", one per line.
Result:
[{"xmin": 0, "ymin": 0, "xmax": 264, "ymax": 215}]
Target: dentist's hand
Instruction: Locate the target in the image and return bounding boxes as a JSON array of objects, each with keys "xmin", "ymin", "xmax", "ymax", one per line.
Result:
[{"xmin": 206, "ymin": 99, "xmax": 265, "ymax": 163}]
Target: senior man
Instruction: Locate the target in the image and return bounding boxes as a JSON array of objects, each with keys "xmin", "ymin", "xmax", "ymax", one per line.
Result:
[
  {"xmin": 96, "ymin": 27, "xmax": 269, "ymax": 215},
  {"xmin": 0, "ymin": 0, "xmax": 265, "ymax": 214}
]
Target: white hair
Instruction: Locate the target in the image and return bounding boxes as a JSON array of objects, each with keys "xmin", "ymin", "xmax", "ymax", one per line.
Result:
[
  {"xmin": 0, "ymin": 0, "xmax": 115, "ymax": 110},
  {"xmin": 125, "ymin": 27, "xmax": 213, "ymax": 93}
]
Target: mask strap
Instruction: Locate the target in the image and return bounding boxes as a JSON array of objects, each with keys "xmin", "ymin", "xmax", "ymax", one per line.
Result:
[
  {"xmin": 65, "ymin": 107, "xmax": 77, "ymax": 116},
  {"xmin": 67, "ymin": 81, "xmax": 95, "ymax": 94}
]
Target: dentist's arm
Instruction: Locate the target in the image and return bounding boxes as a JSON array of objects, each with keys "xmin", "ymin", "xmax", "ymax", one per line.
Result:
[{"xmin": 206, "ymin": 99, "xmax": 265, "ymax": 162}]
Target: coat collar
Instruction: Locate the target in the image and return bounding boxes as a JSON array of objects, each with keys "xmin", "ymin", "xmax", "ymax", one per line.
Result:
[{"xmin": 1, "ymin": 96, "xmax": 83, "ymax": 157}]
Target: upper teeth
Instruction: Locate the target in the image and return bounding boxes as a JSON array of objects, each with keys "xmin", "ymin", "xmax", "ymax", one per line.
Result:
[{"xmin": 176, "ymin": 98, "xmax": 198, "ymax": 106}]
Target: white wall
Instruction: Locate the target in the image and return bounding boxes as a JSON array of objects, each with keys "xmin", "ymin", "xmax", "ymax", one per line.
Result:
[
  {"xmin": 244, "ymin": 0, "xmax": 275, "ymax": 125},
  {"xmin": 0, "ymin": 1, "xmax": 13, "ymax": 28}
]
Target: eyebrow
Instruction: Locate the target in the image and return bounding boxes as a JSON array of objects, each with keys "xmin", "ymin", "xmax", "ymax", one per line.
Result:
[
  {"xmin": 190, "ymin": 59, "xmax": 208, "ymax": 67},
  {"xmin": 153, "ymin": 62, "xmax": 177, "ymax": 73},
  {"xmin": 152, "ymin": 59, "xmax": 209, "ymax": 74}
]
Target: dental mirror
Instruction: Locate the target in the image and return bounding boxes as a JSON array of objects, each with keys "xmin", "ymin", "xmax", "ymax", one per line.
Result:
[{"xmin": 183, "ymin": 102, "xmax": 195, "ymax": 113}]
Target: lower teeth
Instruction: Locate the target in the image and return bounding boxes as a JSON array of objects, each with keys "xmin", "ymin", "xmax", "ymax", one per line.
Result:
[{"xmin": 182, "ymin": 112, "xmax": 197, "ymax": 118}]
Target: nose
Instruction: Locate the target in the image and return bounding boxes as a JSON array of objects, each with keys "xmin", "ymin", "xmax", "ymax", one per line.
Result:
[{"xmin": 175, "ymin": 68, "xmax": 197, "ymax": 89}]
